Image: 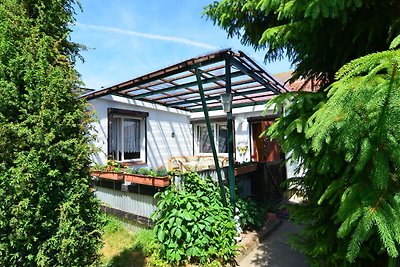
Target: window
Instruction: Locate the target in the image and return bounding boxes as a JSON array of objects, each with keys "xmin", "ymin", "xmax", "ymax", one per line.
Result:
[
  {"xmin": 198, "ymin": 125, "xmax": 212, "ymax": 153},
  {"xmin": 108, "ymin": 108, "xmax": 148, "ymax": 162},
  {"xmin": 217, "ymin": 124, "xmax": 228, "ymax": 153},
  {"xmin": 195, "ymin": 123, "xmax": 228, "ymax": 154}
]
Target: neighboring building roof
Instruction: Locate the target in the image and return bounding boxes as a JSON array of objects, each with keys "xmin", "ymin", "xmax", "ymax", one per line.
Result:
[
  {"xmin": 273, "ymin": 71, "xmax": 320, "ymax": 92},
  {"xmin": 82, "ymin": 49, "xmax": 289, "ymax": 112}
]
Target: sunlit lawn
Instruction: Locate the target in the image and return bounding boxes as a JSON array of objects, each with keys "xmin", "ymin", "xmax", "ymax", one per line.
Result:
[{"xmin": 100, "ymin": 216, "xmax": 148, "ymax": 267}]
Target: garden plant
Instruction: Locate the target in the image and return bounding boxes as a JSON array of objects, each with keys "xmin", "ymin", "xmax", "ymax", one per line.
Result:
[
  {"xmin": 151, "ymin": 172, "xmax": 237, "ymax": 265},
  {"xmin": 0, "ymin": 0, "xmax": 103, "ymax": 266}
]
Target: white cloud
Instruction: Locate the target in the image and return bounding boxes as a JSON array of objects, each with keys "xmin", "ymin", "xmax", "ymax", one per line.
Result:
[{"xmin": 76, "ymin": 23, "xmax": 217, "ymax": 50}]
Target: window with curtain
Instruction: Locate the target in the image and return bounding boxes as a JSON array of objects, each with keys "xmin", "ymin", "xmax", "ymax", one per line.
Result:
[{"xmin": 108, "ymin": 108, "xmax": 147, "ymax": 162}]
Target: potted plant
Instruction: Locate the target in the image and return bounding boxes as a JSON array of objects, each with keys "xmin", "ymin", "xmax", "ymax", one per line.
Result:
[
  {"xmin": 91, "ymin": 160, "xmax": 124, "ymax": 181},
  {"xmin": 124, "ymin": 166, "xmax": 170, "ymax": 187},
  {"xmin": 234, "ymin": 161, "xmax": 258, "ymax": 176}
]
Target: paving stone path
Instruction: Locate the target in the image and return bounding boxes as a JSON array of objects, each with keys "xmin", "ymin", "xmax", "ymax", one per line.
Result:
[{"xmin": 238, "ymin": 220, "xmax": 310, "ymax": 267}]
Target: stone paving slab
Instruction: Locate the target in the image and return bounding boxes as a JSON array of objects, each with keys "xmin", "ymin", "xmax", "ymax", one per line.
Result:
[
  {"xmin": 235, "ymin": 219, "xmax": 282, "ymax": 264},
  {"xmin": 238, "ymin": 220, "xmax": 310, "ymax": 267}
]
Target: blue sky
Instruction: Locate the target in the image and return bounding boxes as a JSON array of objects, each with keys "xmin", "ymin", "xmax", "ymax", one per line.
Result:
[{"xmin": 71, "ymin": 0, "xmax": 292, "ymax": 89}]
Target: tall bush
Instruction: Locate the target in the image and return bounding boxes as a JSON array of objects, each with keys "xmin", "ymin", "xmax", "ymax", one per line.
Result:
[
  {"xmin": 0, "ymin": 0, "xmax": 103, "ymax": 266},
  {"xmin": 266, "ymin": 38, "xmax": 400, "ymax": 265},
  {"xmin": 151, "ymin": 172, "xmax": 237, "ymax": 265}
]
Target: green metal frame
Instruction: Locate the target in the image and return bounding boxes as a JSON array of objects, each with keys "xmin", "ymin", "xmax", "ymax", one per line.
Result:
[
  {"xmin": 225, "ymin": 56, "xmax": 236, "ymax": 209},
  {"xmin": 195, "ymin": 68, "xmax": 228, "ymax": 207},
  {"xmin": 83, "ymin": 49, "xmax": 287, "ymax": 113}
]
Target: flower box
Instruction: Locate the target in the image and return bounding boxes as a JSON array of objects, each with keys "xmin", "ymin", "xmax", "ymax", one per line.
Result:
[
  {"xmin": 91, "ymin": 170, "xmax": 124, "ymax": 181},
  {"xmin": 234, "ymin": 163, "xmax": 258, "ymax": 176},
  {"xmin": 124, "ymin": 173, "xmax": 170, "ymax": 187}
]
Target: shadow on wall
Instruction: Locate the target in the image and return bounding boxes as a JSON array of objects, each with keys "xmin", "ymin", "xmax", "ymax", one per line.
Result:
[
  {"xmin": 173, "ymin": 121, "xmax": 191, "ymax": 155},
  {"xmin": 146, "ymin": 117, "xmax": 191, "ymax": 168},
  {"xmin": 151, "ymin": 120, "xmax": 172, "ymax": 167},
  {"xmin": 90, "ymin": 111, "xmax": 108, "ymax": 165}
]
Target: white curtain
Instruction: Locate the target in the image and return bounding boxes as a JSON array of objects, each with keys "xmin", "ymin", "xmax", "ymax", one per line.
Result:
[{"xmin": 124, "ymin": 118, "xmax": 140, "ymax": 153}]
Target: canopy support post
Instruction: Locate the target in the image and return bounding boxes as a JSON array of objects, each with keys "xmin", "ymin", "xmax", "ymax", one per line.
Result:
[
  {"xmin": 225, "ymin": 56, "xmax": 236, "ymax": 210},
  {"xmin": 195, "ymin": 68, "xmax": 228, "ymax": 207}
]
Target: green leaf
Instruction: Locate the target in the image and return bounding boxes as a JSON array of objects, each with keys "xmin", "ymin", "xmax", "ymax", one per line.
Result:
[
  {"xmin": 185, "ymin": 231, "xmax": 191, "ymax": 243},
  {"xmin": 187, "ymin": 247, "xmax": 196, "ymax": 256},
  {"xmin": 372, "ymin": 151, "xmax": 390, "ymax": 190},
  {"xmin": 182, "ymin": 210, "xmax": 193, "ymax": 221},
  {"xmin": 175, "ymin": 228, "xmax": 182, "ymax": 239},
  {"xmin": 157, "ymin": 229, "xmax": 165, "ymax": 242},
  {"xmin": 168, "ymin": 217, "xmax": 175, "ymax": 227},
  {"xmin": 390, "ymin": 35, "xmax": 400, "ymax": 49},
  {"xmin": 318, "ymin": 180, "xmax": 342, "ymax": 205}
]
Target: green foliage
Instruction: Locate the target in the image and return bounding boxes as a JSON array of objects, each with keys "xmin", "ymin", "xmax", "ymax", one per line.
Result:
[
  {"xmin": 93, "ymin": 160, "xmax": 124, "ymax": 172},
  {"xmin": 131, "ymin": 229, "xmax": 158, "ymax": 257},
  {"xmin": 103, "ymin": 215, "xmax": 123, "ymax": 234},
  {"xmin": 0, "ymin": 0, "xmax": 103, "ymax": 266},
  {"xmin": 151, "ymin": 172, "xmax": 237, "ymax": 265},
  {"xmin": 236, "ymin": 198, "xmax": 266, "ymax": 230},
  {"xmin": 204, "ymin": 0, "xmax": 400, "ymax": 83},
  {"xmin": 137, "ymin": 167, "xmax": 151, "ymax": 175},
  {"xmin": 126, "ymin": 166, "xmax": 168, "ymax": 177},
  {"xmin": 155, "ymin": 166, "xmax": 168, "ymax": 177},
  {"xmin": 131, "ymin": 229, "xmax": 169, "ymax": 267},
  {"xmin": 265, "ymin": 40, "xmax": 400, "ymax": 265}
]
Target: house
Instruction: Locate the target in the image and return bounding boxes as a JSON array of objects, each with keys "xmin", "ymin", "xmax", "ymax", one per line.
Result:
[
  {"xmin": 83, "ymin": 49, "xmax": 289, "ymax": 225},
  {"xmin": 274, "ymin": 71, "xmax": 321, "ymax": 92}
]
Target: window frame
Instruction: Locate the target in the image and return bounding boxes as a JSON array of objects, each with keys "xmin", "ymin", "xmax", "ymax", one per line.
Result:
[
  {"xmin": 193, "ymin": 121, "xmax": 232, "ymax": 156},
  {"xmin": 107, "ymin": 108, "xmax": 148, "ymax": 164}
]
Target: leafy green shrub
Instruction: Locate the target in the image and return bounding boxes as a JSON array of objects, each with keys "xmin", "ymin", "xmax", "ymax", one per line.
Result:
[
  {"xmin": 236, "ymin": 198, "xmax": 266, "ymax": 230},
  {"xmin": 151, "ymin": 172, "xmax": 237, "ymax": 265}
]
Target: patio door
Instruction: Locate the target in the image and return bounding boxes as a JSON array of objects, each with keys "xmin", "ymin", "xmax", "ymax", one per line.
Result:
[{"xmin": 251, "ymin": 120, "xmax": 281, "ymax": 162}]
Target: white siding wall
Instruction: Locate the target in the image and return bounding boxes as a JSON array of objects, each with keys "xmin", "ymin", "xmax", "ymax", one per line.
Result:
[
  {"xmin": 234, "ymin": 111, "xmax": 258, "ymax": 163},
  {"xmin": 89, "ymin": 95, "xmax": 192, "ymax": 169},
  {"xmin": 94, "ymin": 186, "xmax": 157, "ymax": 218}
]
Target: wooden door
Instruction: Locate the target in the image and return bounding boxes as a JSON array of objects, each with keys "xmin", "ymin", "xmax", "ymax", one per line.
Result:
[{"xmin": 252, "ymin": 121, "xmax": 280, "ymax": 162}]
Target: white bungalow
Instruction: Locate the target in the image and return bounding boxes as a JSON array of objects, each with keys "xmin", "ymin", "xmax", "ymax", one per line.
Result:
[{"xmin": 83, "ymin": 49, "xmax": 289, "ymax": 225}]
